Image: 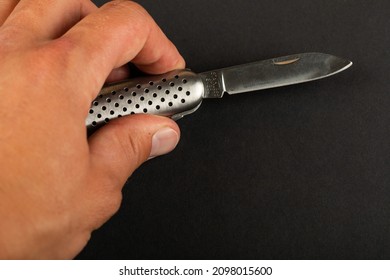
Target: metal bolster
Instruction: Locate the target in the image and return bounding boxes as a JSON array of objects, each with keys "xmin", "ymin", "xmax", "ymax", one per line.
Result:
[{"xmin": 199, "ymin": 71, "xmax": 225, "ymax": 98}]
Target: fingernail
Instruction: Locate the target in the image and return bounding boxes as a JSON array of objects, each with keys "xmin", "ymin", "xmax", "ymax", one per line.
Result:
[{"xmin": 149, "ymin": 127, "xmax": 179, "ymax": 159}]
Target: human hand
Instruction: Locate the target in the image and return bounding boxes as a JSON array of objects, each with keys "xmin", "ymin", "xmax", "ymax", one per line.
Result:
[{"xmin": 0, "ymin": 0, "xmax": 184, "ymax": 259}]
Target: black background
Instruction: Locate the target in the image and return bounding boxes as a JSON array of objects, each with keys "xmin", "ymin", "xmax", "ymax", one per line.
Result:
[{"xmin": 78, "ymin": 0, "xmax": 390, "ymax": 259}]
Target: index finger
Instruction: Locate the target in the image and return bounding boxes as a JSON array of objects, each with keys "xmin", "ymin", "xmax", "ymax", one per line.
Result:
[{"xmin": 60, "ymin": 0, "xmax": 185, "ymax": 101}]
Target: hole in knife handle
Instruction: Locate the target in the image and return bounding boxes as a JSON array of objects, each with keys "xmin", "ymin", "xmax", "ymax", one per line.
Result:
[{"xmin": 87, "ymin": 69, "xmax": 204, "ymax": 136}]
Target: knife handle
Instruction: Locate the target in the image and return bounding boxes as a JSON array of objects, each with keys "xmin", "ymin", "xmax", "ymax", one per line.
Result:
[{"xmin": 86, "ymin": 69, "xmax": 204, "ymax": 135}]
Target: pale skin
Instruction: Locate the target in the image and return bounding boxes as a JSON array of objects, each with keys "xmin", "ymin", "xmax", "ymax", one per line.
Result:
[{"xmin": 0, "ymin": 0, "xmax": 185, "ymax": 259}]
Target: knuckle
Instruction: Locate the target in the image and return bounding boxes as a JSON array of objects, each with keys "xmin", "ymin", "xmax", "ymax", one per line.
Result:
[
  {"xmin": 0, "ymin": 25, "xmax": 26, "ymax": 52},
  {"xmin": 87, "ymin": 178, "xmax": 124, "ymax": 229},
  {"xmin": 20, "ymin": 44, "xmax": 70, "ymax": 87},
  {"xmin": 112, "ymin": 122, "xmax": 147, "ymax": 166},
  {"xmin": 104, "ymin": 0, "xmax": 147, "ymax": 13},
  {"xmin": 103, "ymin": 0, "xmax": 152, "ymax": 26},
  {"xmin": 103, "ymin": 191, "xmax": 123, "ymax": 217},
  {"xmin": 106, "ymin": 117, "xmax": 148, "ymax": 156},
  {"xmin": 97, "ymin": 187, "xmax": 123, "ymax": 221}
]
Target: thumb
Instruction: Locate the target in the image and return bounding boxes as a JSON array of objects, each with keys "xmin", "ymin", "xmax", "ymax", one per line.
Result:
[{"xmin": 88, "ymin": 114, "xmax": 180, "ymax": 188}]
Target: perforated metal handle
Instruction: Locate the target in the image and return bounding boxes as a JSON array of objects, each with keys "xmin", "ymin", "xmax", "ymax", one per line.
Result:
[{"xmin": 86, "ymin": 69, "xmax": 204, "ymax": 135}]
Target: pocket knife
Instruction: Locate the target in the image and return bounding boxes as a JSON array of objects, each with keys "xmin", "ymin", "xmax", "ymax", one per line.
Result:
[{"xmin": 86, "ymin": 52, "xmax": 352, "ymax": 134}]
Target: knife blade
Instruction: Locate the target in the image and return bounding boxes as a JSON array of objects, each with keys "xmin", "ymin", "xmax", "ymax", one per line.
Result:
[{"xmin": 86, "ymin": 52, "xmax": 352, "ymax": 134}]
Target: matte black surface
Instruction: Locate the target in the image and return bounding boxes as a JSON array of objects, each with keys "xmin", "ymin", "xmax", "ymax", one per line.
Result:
[{"xmin": 78, "ymin": 0, "xmax": 390, "ymax": 259}]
